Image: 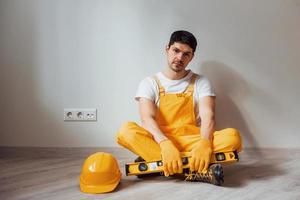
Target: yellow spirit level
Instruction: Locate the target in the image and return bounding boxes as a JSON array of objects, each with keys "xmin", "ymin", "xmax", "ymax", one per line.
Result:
[{"xmin": 125, "ymin": 151, "xmax": 238, "ymax": 176}]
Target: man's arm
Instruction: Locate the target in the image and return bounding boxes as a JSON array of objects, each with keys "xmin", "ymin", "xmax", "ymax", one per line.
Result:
[
  {"xmin": 189, "ymin": 96, "xmax": 215, "ymax": 173},
  {"xmin": 138, "ymin": 97, "xmax": 167, "ymax": 143},
  {"xmin": 199, "ymin": 96, "xmax": 216, "ymax": 140}
]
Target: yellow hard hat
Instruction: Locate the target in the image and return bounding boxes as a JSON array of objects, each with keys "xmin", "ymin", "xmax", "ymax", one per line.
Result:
[{"xmin": 79, "ymin": 152, "xmax": 121, "ymax": 194}]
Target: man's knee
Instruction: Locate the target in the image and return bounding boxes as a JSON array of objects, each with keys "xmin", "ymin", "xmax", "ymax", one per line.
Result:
[
  {"xmin": 225, "ymin": 128, "xmax": 242, "ymax": 151},
  {"xmin": 116, "ymin": 121, "xmax": 139, "ymax": 144}
]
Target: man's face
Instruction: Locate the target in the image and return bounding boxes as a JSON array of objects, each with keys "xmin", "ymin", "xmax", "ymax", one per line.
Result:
[{"xmin": 166, "ymin": 42, "xmax": 194, "ymax": 73}]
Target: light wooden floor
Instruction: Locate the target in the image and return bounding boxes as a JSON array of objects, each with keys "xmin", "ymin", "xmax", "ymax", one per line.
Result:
[{"xmin": 0, "ymin": 147, "xmax": 300, "ymax": 200}]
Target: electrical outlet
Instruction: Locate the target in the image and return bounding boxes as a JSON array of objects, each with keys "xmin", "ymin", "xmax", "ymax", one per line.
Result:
[
  {"xmin": 64, "ymin": 110, "xmax": 74, "ymax": 121},
  {"xmin": 64, "ymin": 108, "xmax": 97, "ymax": 121},
  {"xmin": 83, "ymin": 109, "xmax": 97, "ymax": 121}
]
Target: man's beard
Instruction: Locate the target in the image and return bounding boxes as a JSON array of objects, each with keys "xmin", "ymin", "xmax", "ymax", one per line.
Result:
[{"xmin": 170, "ymin": 63, "xmax": 184, "ymax": 72}]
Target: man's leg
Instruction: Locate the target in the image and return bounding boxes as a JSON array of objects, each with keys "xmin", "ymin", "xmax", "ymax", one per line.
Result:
[
  {"xmin": 212, "ymin": 128, "xmax": 243, "ymax": 153},
  {"xmin": 116, "ymin": 121, "xmax": 161, "ymax": 161},
  {"xmin": 170, "ymin": 128, "xmax": 242, "ymax": 153}
]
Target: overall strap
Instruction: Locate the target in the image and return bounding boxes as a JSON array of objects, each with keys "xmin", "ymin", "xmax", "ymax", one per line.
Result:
[
  {"xmin": 153, "ymin": 75, "xmax": 165, "ymax": 95},
  {"xmin": 183, "ymin": 73, "xmax": 198, "ymax": 94}
]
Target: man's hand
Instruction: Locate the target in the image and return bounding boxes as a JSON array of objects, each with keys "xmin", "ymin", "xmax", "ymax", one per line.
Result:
[
  {"xmin": 190, "ymin": 138, "xmax": 212, "ymax": 173},
  {"xmin": 159, "ymin": 139, "xmax": 183, "ymax": 176}
]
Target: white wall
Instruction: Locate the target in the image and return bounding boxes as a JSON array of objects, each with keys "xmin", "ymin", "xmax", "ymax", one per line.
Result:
[{"xmin": 0, "ymin": 0, "xmax": 299, "ymax": 148}]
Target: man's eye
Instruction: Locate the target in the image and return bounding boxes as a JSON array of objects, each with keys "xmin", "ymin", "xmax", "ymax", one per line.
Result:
[{"xmin": 174, "ymin": 49, "xmax": 180, "ymax": 53}]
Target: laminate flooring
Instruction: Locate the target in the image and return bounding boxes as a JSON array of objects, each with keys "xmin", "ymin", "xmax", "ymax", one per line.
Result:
[{"xmin": 0, "ymin": 147, "xmax": 299, "ymax": 200}]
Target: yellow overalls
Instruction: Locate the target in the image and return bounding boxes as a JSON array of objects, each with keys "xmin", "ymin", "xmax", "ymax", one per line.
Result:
[{"xmin": 117, "ymin": 73, "xmax": 242, "ymax": 162}]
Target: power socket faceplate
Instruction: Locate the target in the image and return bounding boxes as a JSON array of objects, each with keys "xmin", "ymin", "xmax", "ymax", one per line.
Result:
[{"xmin": 64, "ymin": 108, "xmax": 97, "ymax": 121}]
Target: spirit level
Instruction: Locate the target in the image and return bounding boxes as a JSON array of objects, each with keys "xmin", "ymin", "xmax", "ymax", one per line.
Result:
[{"xmin": 125, "ymin": 151, "xmax": 238, "ymax": 176}]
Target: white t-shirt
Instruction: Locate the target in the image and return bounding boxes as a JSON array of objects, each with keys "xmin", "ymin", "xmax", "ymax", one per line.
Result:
[{"xmin": 135, "ymin": 70, "xmax": 216, "ymax": 126}]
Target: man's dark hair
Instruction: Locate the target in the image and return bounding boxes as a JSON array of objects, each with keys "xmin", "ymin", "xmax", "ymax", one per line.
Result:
[{"xmin": 168, "ymin": 30, "xmax": 197, "ymax": 52}]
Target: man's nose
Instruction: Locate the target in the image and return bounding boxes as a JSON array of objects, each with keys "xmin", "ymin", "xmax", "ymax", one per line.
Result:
[{"xmin": 176, "ymin": 52, "xmax": 184, "ymax": 60}]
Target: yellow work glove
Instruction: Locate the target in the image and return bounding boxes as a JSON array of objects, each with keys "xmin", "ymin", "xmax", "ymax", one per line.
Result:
[
  {"xmin": 190, "ymin": 138, "xmax": 212, "ymax": 173},
  {"xmin": 159, "ymin": 139, "xmax": 183, "ymax": 177}
]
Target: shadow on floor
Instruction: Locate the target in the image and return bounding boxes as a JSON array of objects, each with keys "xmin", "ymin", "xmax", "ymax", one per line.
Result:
[{"xmin": 222, "ymin": 161, "xmax": 286, "ymax": 188}]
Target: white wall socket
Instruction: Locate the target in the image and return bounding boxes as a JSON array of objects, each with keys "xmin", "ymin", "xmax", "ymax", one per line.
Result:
[{"xmin": 64, "ymin": 108, "xmax": 97, "ymax": 121}]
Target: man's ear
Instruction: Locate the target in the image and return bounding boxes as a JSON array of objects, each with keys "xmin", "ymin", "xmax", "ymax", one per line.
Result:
[{"xmin": 165, "ymin": 45, "xmax": 170, "ymax": 52}]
